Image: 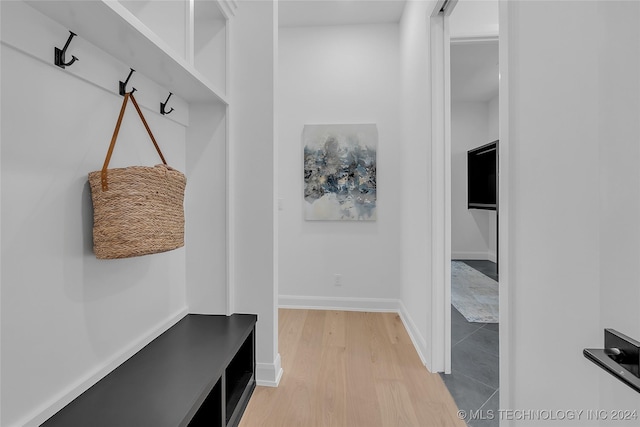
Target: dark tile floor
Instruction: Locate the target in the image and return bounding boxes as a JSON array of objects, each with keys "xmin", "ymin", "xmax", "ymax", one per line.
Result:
[{"xmin": 441, "ymin": 260, "xmax": 499, "ymax": 427}]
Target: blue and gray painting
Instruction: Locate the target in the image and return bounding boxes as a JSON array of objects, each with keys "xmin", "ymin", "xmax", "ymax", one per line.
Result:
[{"xmin": 303, "ymin": 124, "xmax": 377, "ymax": 221}]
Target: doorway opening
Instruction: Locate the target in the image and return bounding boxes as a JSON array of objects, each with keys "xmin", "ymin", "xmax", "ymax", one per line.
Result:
[{"xmin": 432, "ymin": 0, "xmax": 501, "ymax": 422}]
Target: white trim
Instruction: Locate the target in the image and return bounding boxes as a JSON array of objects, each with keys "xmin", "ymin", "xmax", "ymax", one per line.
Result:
[
  {"xmin": 397, "ymin": 300, "xmax": 429, "ymax": 369},
  {"xmin": 226, "ymin": 104, "xmax": 234, "ymax": 316},
  {"xmin": 498, "ymin": 0, "xmax": 511, "ymax": 419},
  {"xmin": 278, "ymin": 297, "xmax": 430, "ymax": 371},
  {"xmin": 225, "ymin": 9, "xmax": 234, "ymax": 315},
  {"xmin": 429, "ymin": 3, "xmax": 454, "ymax": 375},
  {"xmin": 21, "ymin": 308, "xmax": 189, "ymax": 427},
  {"xmin": 430, "ymin": 8, "xmax": 445, "ymax": 375},
  {"xmin": 279, "ymin": 295, "xmax": 401, "ymax": 312},
  {"xmin": 256, "ymin": 353, "xmax": 283, "ymax": 387},
  {"xmin": 215, "ymin": 0, "xmax": 234, "ymax": 21},
  {"xmin": 487, "ymin": 251, "xmax": 497, "ymax": 264},
  {"xmin": 452, "ymin": 251, "xmax": 493, "ymax": 261},
  {"xmin": 450, "ymin": 34, "xmax": 499, "ymax": 44},
  {"xmin": 442, "ymin": 6, "xmax": 454, "ymax": 376},
  {"xmin": 225, "ymin": 14, "xmax": 231, "ymax": 97},
  {"xmin": 0, "ymin": 28, "xmax": 3, "ymax": 425},
  {"xmin": 185, "ymin": 0, "xmax": 194, "ymax": 66},
  {"xmin": 272, "ymin": 0, "xmax": 280, "ymax": 391}
]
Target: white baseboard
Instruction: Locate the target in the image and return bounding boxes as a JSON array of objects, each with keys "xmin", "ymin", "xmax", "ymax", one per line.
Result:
[
  {"xmin": 22, "ymin": 308, "xmax": 189, "ymax": 427},
  {"xmin": 452, "ymin": 251, "xmax": 491, "ymax": 260},
  {"xmin": 256, "ymin": 353, "xmax": 283, "ymax": 387},
  {"xmin": 397, "ymin": 300, "xmax": 429, "ymax": 370},
  {"xmin": 487, "ymin": 251, "xmax": 497, "ymax": 263},
  {"xmin": 278, "ymin": 295, "xmax": 430, "ymax": 370},
  {"xmin": 279, "ymin": 295, "xmax": 401, "ymax": 312}
]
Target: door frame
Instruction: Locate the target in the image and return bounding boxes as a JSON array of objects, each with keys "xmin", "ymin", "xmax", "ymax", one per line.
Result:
[
  {"xmin": 497, "ymin": 0, "xmax": 511, "ymax": 412},
  {"xmin": 429, "ymin": 2, "xmax": 511, "ymax": 411},
  {"xmin": 429, "ymin": 0, "xmax": 455, "ymax": 375}
]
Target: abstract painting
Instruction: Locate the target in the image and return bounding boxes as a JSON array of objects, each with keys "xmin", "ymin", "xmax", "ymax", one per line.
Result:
[{"xmin": 303, "ymin": 124, "xmax": 377, "ymax": 221}]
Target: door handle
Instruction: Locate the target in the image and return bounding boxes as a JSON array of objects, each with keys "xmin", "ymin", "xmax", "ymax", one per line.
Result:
[{"xmin": 584, "ymin": 329, "xmax": 640, "ymax": 393}]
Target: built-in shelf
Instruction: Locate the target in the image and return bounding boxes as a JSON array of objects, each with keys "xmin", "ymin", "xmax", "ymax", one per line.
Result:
[
  {"xmin": 117, "ymin": 0, "xmax": 188, "ymax": 61},
  {"xmin": 41, "ymin": 314, "xmax": 257, "ymax": 427},
  {"xmin": 194, "ymin": 0, "xmax": 227, "ymax": 93},
  {"xmin": 25, "ymin": 0, "xmax": 228, "ymax": 104},
  {"xmin": 225, "ymin": 333, "xmax": 255, "ymax": 426}
]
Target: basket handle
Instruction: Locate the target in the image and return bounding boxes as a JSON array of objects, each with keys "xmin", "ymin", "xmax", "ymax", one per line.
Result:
[{"xmin": 100, "ymin": 92, "xmax": 168, "ymax": 191}]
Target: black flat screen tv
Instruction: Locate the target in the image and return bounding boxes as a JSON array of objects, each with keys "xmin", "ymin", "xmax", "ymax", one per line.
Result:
[{"xmin": 467, "ymin": 140, "xmax": 498, "ymax": 210}]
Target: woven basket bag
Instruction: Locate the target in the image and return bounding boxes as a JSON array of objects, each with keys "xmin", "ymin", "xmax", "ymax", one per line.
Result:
[{"xmin": 88, "ymin": 92, "xmax": 186, "ymax": 259}]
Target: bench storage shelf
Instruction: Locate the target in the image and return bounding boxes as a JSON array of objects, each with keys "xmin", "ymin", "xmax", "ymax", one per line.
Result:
[{"xmin": 42, "ymin": 314, "xmax": 256, "ymax": 427}]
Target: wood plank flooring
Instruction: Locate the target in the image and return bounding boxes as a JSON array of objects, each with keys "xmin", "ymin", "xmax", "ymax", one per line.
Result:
[{"xmin": 239, "ymin": 309, "xmax": 465, "ymax": 427}]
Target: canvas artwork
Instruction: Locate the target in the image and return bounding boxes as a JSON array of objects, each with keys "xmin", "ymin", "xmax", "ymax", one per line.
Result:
[{"xmin": 303, "ymin": 124, "xmax": 377, "ymax": 221}]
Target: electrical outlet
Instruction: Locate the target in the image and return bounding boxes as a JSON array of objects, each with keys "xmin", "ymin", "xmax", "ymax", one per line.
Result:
[{"xmin": 334, "ymin": 274, "xmax": 342, "ymax": 286}]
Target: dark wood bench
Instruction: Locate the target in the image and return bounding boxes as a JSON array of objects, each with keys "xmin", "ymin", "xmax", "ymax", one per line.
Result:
[{"xmin": 42, "ymin": 314, "xmax": 257, "ymax": 427}]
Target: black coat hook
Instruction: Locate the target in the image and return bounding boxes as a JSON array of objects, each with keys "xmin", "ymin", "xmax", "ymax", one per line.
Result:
[
  {"xmin": 160, "ymin": 92, "xmax": 174, "ymax": 115},
  {"xmin": 119, "ymin": 68, "xmax": 137, "ymax": 96},
  {"xmin": 54, "ymin": 31, "xmax": 79, "ymax": 69}
]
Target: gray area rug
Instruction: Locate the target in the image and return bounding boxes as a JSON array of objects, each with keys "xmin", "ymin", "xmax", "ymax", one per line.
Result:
[{"xmin": 451, "ymin": 261, "xmax": 499, "ymax": 323}]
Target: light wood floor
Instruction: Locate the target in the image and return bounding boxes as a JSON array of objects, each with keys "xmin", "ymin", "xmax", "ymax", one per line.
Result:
[{"xmin": 239, "ymin": 309, "xmax": 465, "ymax": 427}]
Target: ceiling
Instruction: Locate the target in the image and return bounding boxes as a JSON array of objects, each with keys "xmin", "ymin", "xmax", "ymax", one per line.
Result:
[
  {"xmin": 278, "ymin": 0, "xmax": 406, "ymax": 28},
  {"xmin": 451, "ymin": 41, "xmax": 499, "ymax": 102}
]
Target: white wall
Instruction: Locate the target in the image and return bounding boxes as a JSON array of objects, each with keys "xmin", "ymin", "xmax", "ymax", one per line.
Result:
[
  {"xmin": 230, "ymin": 0, "xmax": 281, "ymax": 386},
  {"xmin": 398, "ymin": 0, "xmax": 437, "ymax": 369},
  {"xmin": 597, "ymin": 0, "xmax": 640, "ymax": 415},
  {"xmin": 504, "ymin": 0, "xmax": 640, "ymax": 423},
  {"xmin": 185, "ymin": 103, "xmax": 227, "ymax": 314},
  {"xmin": 450, "ymin": 95, "xmax": 499, "ymax": 263},
  {"xmin": 450, "ymin": 0, "xmax": 498, "ymax": 39},
  {"xmin": 506, "ymin": 0, "xmax": 600, "ymax": 416},
  {"xmin": 278, "ymin": 24, "xmax": 402, "ymax": 306},
  {"xmin": 451, "ymin": 101, "xmax": 492, "ymax": 260},
  {"xmin": 0, "ymin": 3, "xmax": 189, "ymax": 425}
]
